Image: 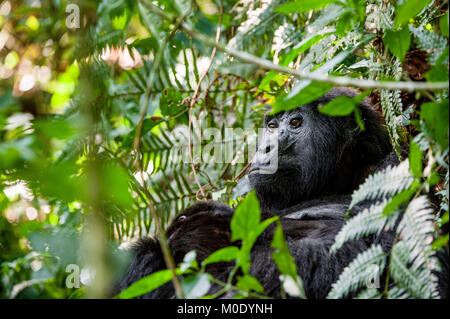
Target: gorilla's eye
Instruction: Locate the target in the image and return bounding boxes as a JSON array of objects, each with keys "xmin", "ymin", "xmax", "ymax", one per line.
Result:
[
  {"xmin": 267, "ymin": 122, "xmax": 277, "ymax": 130},
  {"xmin": 290, "ymin": 118, "xmax": 302, "ymax": 128},
  {"xmin": 178, "ymin": 215, "xmax": 186, "ymax": 221}
]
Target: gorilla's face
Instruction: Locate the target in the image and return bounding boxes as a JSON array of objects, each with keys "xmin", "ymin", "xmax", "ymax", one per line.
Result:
[
  {"xmin": 248, "ymin": 87, "xmax": 392, "ymax": 214},
  {"xmin": 249, "ymin": 104, "xmax": 345, "ymax": 213}
]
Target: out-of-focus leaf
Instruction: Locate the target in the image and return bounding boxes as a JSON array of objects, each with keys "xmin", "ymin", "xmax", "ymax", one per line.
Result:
[
  {"xmin": 441, "ymin": 13, "xmax": 449, "ymax": 37},
  {"xmin": 319, "ymin": 95, "xmax": 355, "ymax": 116},
  {"xmin": 117, "ymin": 268, "xmax": 182, "ymax": 299},
  {"xmin": 271, "ymin": 223, "xmax": 297, "ymax": 279},
  {"xmin": 236, "ymin": 274, "xmax": 264, "ymax": 293},
  {"xmin": 408, "ymin": 141, "xmax": 423, "ymax": 179},
  {"xmin": 383, "ymin": 27, "xmax": 411, "ymax": 61},
  {"xmin": 420, "ymin": 100, "xmax": 449, "ymax": 149},
  {"xmin": 395, "ymin": 0, "xmax": 432, "ymax": 26},
  {"xmin": 230, "ymin": 191, "xmax": 261, "ymax": 242},
  {"xmin": 181, "ymin": 273, "xmax": 211, "ymax": 299},
  {"xmin": 202, "ymin": 246, "xmax": 239, "ymax": 267},
  {"xmin": 271, "ymin": 82, "xmax": 333, "ymax": 114},
  {"xmin": 276, "ymin": 0, "xmax": 337, "ymax": 14}
]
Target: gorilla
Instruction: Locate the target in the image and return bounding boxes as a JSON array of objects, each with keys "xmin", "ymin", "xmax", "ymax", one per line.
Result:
[
  {"xmin": 249, "ymin": 87, "xmax": 391, "ymax": 214},
  {"xmin": 115, "ymin": 87, "xmax": 447, "ymax": 298}
]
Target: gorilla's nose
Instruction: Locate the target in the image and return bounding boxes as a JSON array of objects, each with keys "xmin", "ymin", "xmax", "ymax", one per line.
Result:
[{"xmin": 277, "ymin": 130, "xmax": 294, "ymax": 154}]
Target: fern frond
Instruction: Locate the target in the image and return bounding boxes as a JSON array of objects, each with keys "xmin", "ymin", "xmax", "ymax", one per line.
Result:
[
  {"xmin": 388, "ymin": 196, "xmax": 440, "ymax": 299},
  {"xmin": 355, "ymin": 288, "xmax": 382, "ymax": 299},
  {"xmin": 389, "ymin": 242, "xmax": 439, "ymax": 299},
  {"xmin": 387, "ymin": 286, "xmax": 411, "ymax": 299},
  {"xmin": 409, "ymin": 26, "xmax": 448, "ymax": 65},
  {"xmin": 331, "ymin": 200, "xmax": 398, "ymax": 253},
  {"xmin": 349, "ymin": 160, "xmax": 414, "ymax": 209},
  {"xmin": 327, "ymin": 245, "xmax": 386, "ymax": 299},
  {"xmin": 397, "ymin": 196, "xmax": 437, "ymax": 265}
]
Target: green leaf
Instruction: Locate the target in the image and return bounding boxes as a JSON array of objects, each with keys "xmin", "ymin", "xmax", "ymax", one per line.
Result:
[
  {"xmin": 408, "ymin": 141, "xmax": 423, "ymax": 179},
  {"xmin": 420, "ymin": 100, "xmax": 449, "ymax": 149},
  {"xmin": 383, "ymin": 27, "xmax": 411, "ymax": 61},
  {"xmin": 181, "ymin": 273, "xmax": 211, "ymax": 299},
  {"xmin": 395, "ymin": 0, "xmax": 433, "ymax": 26},
  {"xmin": 425, "ymin": 48, "xmax": 449, "ymax": 82},
  {"xmin": 281, "ymin": 32, "xmax": 333, "ymax": 66},
  {"xmin": 202, "ymin": 246, "xmax": 239, "ymax": 267},
  {"xmin": 160, "ymin": 88, "xmax": 184, "ymax": 116},
  {"xmin": 230, "ymin": 191, "xmax": 261, "ymax": 242},
  {"xmin": 271, "ymin": 82, "xmax": 333, "ymax": 114},
  {"xmin": 117, "ymin": 268, "xmax": 182, "ymax": 299},
  {"xmin": 271, "ymin": 223, "xmax": 297, "ymax": 279},
  {"xmin": 440, "ymin": 13, "xmax": 449, "ymax": 37},
  {"xmin": 236, "ymin": 274, "xmax": 264, "ymax": 293},
  {"xmin": 432, "ymin": 234, "xmax": 449, "ymax": 250},
  {"xmin": 275, "ymin": 0, "xmax": 337, "ymax": 14},
  {"xmin": 111, "ymin": 8, "xmax": 129, "ymax": 30},
  {"xmin": 382, "ymin": 180, "xmax": 420, "ymax": 216},
  {"xmin": 318, "ymin": 95, "xmax": 355, "ymax": 116}
]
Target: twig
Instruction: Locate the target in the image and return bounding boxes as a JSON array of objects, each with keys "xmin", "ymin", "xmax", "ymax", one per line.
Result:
[
  {"xmin": 139, "ymin": 0, "xmax": 449, "ymax": 92},
  {"xmin": 187, "ymin": 0, "xmax": 224, "ymax": 199}
]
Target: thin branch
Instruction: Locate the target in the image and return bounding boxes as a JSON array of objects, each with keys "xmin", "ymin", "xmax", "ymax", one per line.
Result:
[
  {"xmin": 187, "ymin": 0, "xmax": 224, "ymax": 199},
  {"xmin": 139, "ymin": 0, "xmax": 449, "ymax": 92}
]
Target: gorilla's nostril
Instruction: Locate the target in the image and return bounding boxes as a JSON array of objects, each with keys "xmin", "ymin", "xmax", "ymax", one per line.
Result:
[{"xmin": 265, "ymin": 145, "xmax": 271, "ymax": 153}]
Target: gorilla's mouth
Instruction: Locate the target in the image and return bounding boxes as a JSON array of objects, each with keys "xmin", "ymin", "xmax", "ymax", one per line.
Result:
[{"xmin": 248, "ymin": 165, "xmax": 293, "ymax": 176}]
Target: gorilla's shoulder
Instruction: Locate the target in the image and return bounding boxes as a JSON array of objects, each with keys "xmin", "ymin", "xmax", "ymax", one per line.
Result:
[
  {"xmin": 180, "ymin": 201, "xmax": 234, "ymax": 218},
  {"xmin": 279, "ymin": 195, "xmax": 351, "ymax": 220}
]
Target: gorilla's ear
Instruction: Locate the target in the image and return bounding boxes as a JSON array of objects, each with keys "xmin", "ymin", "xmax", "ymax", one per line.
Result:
[{"xmin": 354, "ymin": 97, "xmax": 392, "ymax": 165}]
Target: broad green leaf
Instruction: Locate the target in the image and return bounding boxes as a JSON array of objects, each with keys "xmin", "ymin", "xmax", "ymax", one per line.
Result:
[
  {"xmin": 395, "ymin": 0, "xmax": 433, "ymax": 26},
  {"xmin": 408, "ymin": 141, "xmax": 423, "ymax": 179},
  {"xmin": 181, "ymin": 273, "xmax": 211, "ymax": 299},
  {"xmin": 236, "ymin": 216, "xmax": 278, "ymax": 274},
  {"xmin": 202, "ymin": 246, "xmax": 239, "ymax": 267},
  {"xmin": 420, "ymin": 100, "xmax": 449, "ymax": 149},
  {"xmin": 271, "ymin": 223, "xmax": 297, "ymax": 279},
  {"xmin": 271, "ymin": 82, "xmax": 333, "ymax": 114},
  {"xmin": 230, "ymin": 191, "xmax": 261, "ymax": 241},
  {"xmin": 275, "ymin": 0, "xmax": 337, "ymax": 14},
  {"xmin": 236, "ymin": 274, "xmax": 264, "ymax": 293},
  {"xmin": 318, "ymin": 95, "xmax": 355, "ymax": 116},
  {"xmin": 383, "ymin": 27, "xmax": 411, "ymax": 61},
  {"xmin": 117, "ymin": 268, "xmax": 182, "ymax": 299}
]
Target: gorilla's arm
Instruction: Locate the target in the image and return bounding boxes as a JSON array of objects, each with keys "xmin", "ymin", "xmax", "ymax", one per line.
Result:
[
  {"xmin": 248, "ymin": 203, "xmax": 372, "ymax": 299},
  {"xmin": 113, "ymin": 201, "xmax": 235, "ymax": 298},
  {"xmin": 113, "ymin": 237, "xmax": 177, "ymax": 298}
]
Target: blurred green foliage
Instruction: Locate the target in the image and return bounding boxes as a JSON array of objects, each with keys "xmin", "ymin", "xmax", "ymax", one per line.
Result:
[{"xmin": 0, "ymin": 0, "xmax": 448, "ymax": 299}]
